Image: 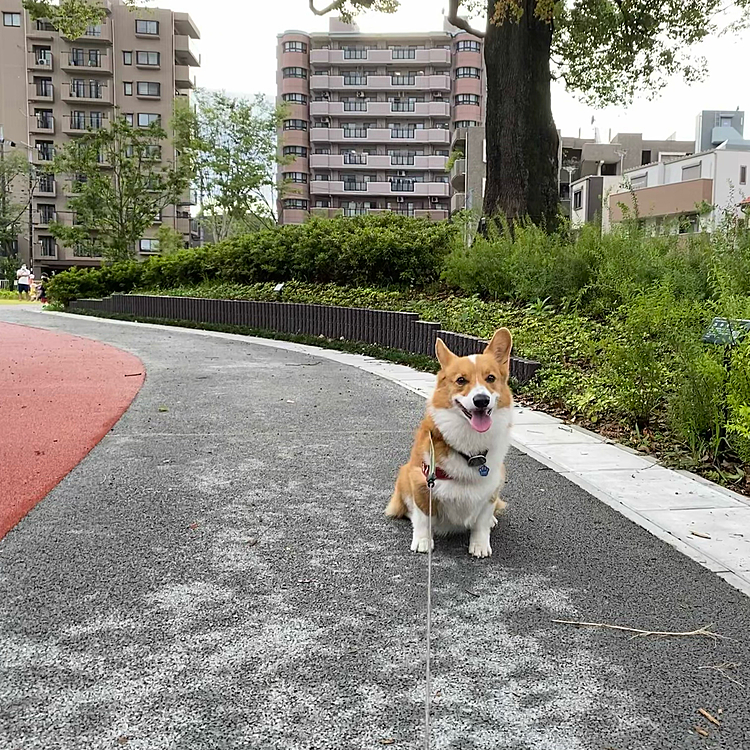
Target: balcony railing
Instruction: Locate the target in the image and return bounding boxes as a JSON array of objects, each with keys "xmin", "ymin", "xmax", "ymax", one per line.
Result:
[
  {"xmin": 343, "ymin": 207, "xmax": 368, "ymax": 216},
  {"xmin": 343, "ymin": 49, "xmax": 367, "ymax": 59},
  {"xmin": 343, "ymin": 128, "xmax": 367, "ymax": 138},
  {"xmin": 38, "ymin": 242, "xmax": 58, "ymax": 258},
  {"xmin": 343, "ymin": 75, "xmax": 367, "ymax": 85},
  {"xmin": 69, "ymin": 116, "xmax": 105, "ymax": 130},
  {"xmin": 73, "ymin": 245, "xmax": 101, "ymax": 257},
  {"xmin": 391, "ymin": 102, "xmax": 415, "ymax": 112},
  {"xmin": 35, "ymin": 116, "xmax": 54, "ymax": 131},
  {"xmin": 343, "ymin": 154, "xmax": 368, "ymax": 164},
  {"xmin": 343, "ymin": 181, "xmax": 368, "ymax": 191},
  {"xmin": 68, "ymin": 55, "xmax": 104, "ymax": 68},
  {"xmin": 390, "ymin": 129, "xmax": 415, "ymax": 139},
  {"xmin": 391, "ymin": 76, "xmax": 415, "ymax": 85},
  {"xmin": 391, "ymin": 155, "xmax": 415, "ymax": 165},
  {"xmin": 35, "ymin": 84, "xmax": 53, "ymax": 97},
  {"xmin": 69, "ymin": 85, "xmax": 104, "ymax": 99},
  {"xmin": 392, "ymin": 207, "xmax": 415, "ymax": 216},
  {"xmin": 343, "ymin": 101, "xmax": 367, "ymax": 111},
  {"xmin": 390, "ymin": 179, "xmax": 415, "ymax": 192}
]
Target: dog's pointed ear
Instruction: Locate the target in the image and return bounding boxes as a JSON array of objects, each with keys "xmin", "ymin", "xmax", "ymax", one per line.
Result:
[
  {"xmin": 435, "ymin": 337, "xmax": 456, "ymax": 369},
  {"xmin": 484, "ymin": 328, "xmax": 512, "ymax": 367}
]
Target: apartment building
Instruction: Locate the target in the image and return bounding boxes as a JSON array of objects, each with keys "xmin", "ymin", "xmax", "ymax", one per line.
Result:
[
  {"xmin": 0, "ymin": 0, "xmax": 199, "ymax": 272},
  {"xmin": 276, "ymin": 16, "xmax": 485, "ymax": 224}
]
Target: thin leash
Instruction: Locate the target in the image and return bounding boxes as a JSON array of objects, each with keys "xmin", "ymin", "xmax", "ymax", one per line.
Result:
[{"xmin": 425, "ymin": 433, "xmax": 436, "ymax": 749}]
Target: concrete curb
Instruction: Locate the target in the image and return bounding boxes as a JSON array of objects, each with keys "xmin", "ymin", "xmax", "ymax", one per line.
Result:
[{"xmin": 41, "ymin": 309, "xmax": 750, "ymax": 598}]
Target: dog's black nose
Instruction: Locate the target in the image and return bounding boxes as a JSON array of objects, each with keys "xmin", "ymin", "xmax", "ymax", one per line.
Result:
[{"xmin": 473, "ymin": 393, "xmax": 490, "ymax": 409}]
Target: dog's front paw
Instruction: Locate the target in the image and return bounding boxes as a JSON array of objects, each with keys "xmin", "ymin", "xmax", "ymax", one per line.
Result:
[
  {"xmin": 411, "ymin": 536, "xmax": 434, "ymax": 553},
  {"xmin": 468, "ymin": 538, "xmax": 492, "ymax": 558}
]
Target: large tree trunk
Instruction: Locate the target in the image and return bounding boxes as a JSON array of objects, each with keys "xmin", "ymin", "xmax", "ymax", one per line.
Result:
[{"xmin": 482, "ymin": 0, "xmax": 559, "ymax": 228}]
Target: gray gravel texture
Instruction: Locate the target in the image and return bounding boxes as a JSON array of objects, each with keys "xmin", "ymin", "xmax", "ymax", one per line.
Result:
[{"xmin": 1, "ymin": 307, "xmax": 749, "ymax": 750}]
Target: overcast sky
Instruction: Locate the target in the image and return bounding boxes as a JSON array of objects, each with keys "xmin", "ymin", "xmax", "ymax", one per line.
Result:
[{"xmin": 159, "ymin": 0, "xmax": 750, "ymax": 144}]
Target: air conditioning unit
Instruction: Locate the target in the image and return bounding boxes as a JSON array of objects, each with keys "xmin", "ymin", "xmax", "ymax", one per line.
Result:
[
  {"xmin": 430, "ymin": 196, "xmax": 439, "ymax": 203},
  {"xmin": 434, "ymin": 93, "xmax": 443, "ymax": 99},
  {"xmin": 397, "ymin": 196, "xmax": 405, "ymax": 203},
  {"xmin": 397, "ymin": 170, "xmax": 406, "ymax": 177},
  {"xmin": 356, "ymin": 90, "xmax": 365, "ymax": 98},
  {"xmin": 38, "ymin": 58, "xmax": 48, "ymax": 66}
]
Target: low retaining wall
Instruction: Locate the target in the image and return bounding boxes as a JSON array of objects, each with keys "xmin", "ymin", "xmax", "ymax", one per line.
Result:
[{"xmin": 70, "ymin": 294, "xmax": 543, "ymax": 384}]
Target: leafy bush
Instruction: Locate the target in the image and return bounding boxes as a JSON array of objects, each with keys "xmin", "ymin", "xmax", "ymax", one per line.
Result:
[{"xmin": 47, "ymin": 213, "xmax": 456, "ymax": 305}]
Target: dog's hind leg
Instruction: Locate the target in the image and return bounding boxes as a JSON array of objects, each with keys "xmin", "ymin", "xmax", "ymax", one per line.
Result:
[{"xmin": 385, "ymin": 465, "xmax": 409, "ymax": 518}]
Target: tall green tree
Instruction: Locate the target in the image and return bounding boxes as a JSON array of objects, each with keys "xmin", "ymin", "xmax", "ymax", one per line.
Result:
[
  {"xmin": 173, "ymin": 91, "xmax": 286, "ymax": 241},
  {"xmin": 27, "ymin": 0, "xmax": 750, "ymax": 227},
  {"xmin": 50, "ymin": 117, "xmax": 190, "ymax": 262},
  {"xmin": 0, "ymin": 149, "xmax": 36, "ymax": 258}
]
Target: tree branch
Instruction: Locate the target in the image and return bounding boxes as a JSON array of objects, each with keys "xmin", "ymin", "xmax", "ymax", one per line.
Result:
[
  {"xmin": 309, "ymin": 0, "xmax": 344, "ymax": 15},
  {"xmin": 447, "ymin": 0, "xmax": 485, "ymax": 38}
]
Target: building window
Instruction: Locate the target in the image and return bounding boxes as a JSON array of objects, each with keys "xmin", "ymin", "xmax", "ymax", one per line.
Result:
[
  {"xmin": 85, "ymin": 24, "xmax": 102, "ymax": 37},
  {"xmin": 282, "ymin": 92, "xmax": 307, "ymax": 104},
  {"xmin": 391, "ymin": 47, "xmax": 416, "ymax": 59},
  {"xmin": 455, "ymin": 40, "xmax": 480, "ymax": 53},
  {"xmin": 39, "ymin": 236, "xmax": 56, "ymax": 257},
  {"xmin": 3, "ymin": 12, "xmax": 21, "ymax": 26},
  {"xmin": 124, "ymin": 81, "xmax": 133, "ymax": 96},
  {"xmin": 123, "ymin": 51, "xmax": 132, "ymax": 65},
  {"xmin": 283, "ymin": 41, "xmax": 307, "ymax": 53},
  {"xmin": 137, "ymin": 81, "xmax": 161, "ymax": 97},
  {"xmin": 283, "ymin": 66, "xmax": 307, "ymax": 79},
  {"xmin": 139, "ymin": 238, "xmax": 160, "ymax": 253},
  {"xmin": 283, "ymin": 145, "xmax": 308, "ymax": 157},
  {"xmin": 679, "ymin": 214, "xmax": 699, "ymax": 234},
  {"xmin": 344, "ymin": 46, "xmax": 368, "ymax": 59},
  {"xmin": 144, "ymin": 145, "xmax": 161, "ymax": 159},
  {"xmin": 572, "ymin": 190, "xmax": 582, "ymax": 210},
  {"xmin": 283, "ymin": 199, "xmax": 308, "ymax": 210},
  {"xmin": 36, "ymin": 141, "xmax": 54, "ymax": 161},
  {"xmin": 741, "ymin": 165, "xmax": 747, "ymax": 185},
  {"xmin": 37, "ymin": 204, "xmax": 56, "ymax": 223},
  {"xmin": 37, "ymin": 171, "xmax": 54, "ymax": 193},
  {"xmin": 455, "ymin": 67, "xmax": 481, "ymax": 79},
  {"xmin": 641, "ymin": 150, "xmax": 651, "ymax": 165},
  {"xmin": 454, "ymin": 94, "xmax": 479, "ymax": 106},
  {"xmin": 682, "ymin": 163, "xmax": 701, "ymax": 181},
  {"xmin": 136, "ymin": 50, "xmax": 160, "ymax": 66},
  {"xmin": 34, "ymin": 77, "xmax": 53, "ymax": 97},
  {"xmin": 283, "ymin": 119, "xmax": 307, "ymax": 131},
  {"xmin": 137, "ymin": 112, "xmax": 160, "ymax": 127},
  {"xmin": 314, "ymin": 147, "xmax": 330, "ymax": 154},
  {"xmin": 315, "ymin": 199, "xmax": 330, "ymax": 208},
  {"xmin": 284, "ymin": 172, "xmax": 307, "ymax": 183},
  {"xmin": 135, "ymin": 19, "xmax": 159, "ymax": 35},
  {"xmin": 70, "ymin": 79, "xmax": 103, "ymax": 99},
  {"xmin": 454, "ymin": 120, "xmax": 479, "ymax": 129},
  {"xmin": 720, "ymin": 116, "xmax": 733, "ymax": 128}
]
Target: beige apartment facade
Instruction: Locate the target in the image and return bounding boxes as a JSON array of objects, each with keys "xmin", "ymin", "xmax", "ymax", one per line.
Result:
[
  {"xmin": 276, "ymin": 17, "xmax": 485, "ymax": 224},
  {"xmin": 0, "ymin": 0, "xmax": 199, "ymax": 272}
]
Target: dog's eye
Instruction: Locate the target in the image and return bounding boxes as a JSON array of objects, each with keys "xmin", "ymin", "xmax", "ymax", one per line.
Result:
[
  {"xmin": 486, "ymin": 374, "xmax": 496, "ymax": 383},
  {"xmin": 456, "ymin": 376, "xmax": 468, "ymax": 386}
]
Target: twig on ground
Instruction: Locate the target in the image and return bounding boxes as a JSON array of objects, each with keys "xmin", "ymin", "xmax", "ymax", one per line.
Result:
[
  {"xmin": 698, "ymin": 661, "xmax": 744, "ymax": 688},
  {"xmin": 698, "ymin": 708, "xmax": 721, "ymax": 726},
  {"xmin": 552, "ymin": 619, "xmax": 724, "ymax": 641}
]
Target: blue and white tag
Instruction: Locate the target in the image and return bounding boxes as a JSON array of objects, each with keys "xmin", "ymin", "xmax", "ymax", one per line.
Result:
[{"xmin": 478, "ymin": 465, "xmax": 490, "ymax": 477}]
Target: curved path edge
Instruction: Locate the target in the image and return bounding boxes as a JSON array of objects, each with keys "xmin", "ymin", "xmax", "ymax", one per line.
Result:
[
  {"xmin": 36, "ymin": 310, "xmax": 750, "ymax": 597},
  {"xmin": 0, "ymin": 321, "xmax": 145, "ymax": 539}
]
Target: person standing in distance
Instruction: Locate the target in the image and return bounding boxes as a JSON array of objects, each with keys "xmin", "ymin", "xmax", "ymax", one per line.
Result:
[{"xmin": 16, "ymin": 264, "xmax": 33, "ymax": 301}]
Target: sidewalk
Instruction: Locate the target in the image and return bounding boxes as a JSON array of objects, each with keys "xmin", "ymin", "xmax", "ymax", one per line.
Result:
[{"xmin": 1, "ymin": 306, "xmax": 749, "ymax": 750}]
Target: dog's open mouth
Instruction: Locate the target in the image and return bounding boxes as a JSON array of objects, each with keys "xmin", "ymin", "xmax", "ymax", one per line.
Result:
[{"xmin": 456, "ymin": 401, "xmax": 493, "ymax": 433}]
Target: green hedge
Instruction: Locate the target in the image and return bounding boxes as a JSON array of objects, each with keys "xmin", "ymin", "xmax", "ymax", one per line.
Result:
[{"xmin": 47, "ymin": 214, "xmax": 456, "ymax": 305}]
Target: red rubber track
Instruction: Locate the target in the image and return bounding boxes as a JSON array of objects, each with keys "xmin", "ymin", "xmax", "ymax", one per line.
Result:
[{"xmin": 0, "ymin": 322, "xmax": 145, "ymax": 540}]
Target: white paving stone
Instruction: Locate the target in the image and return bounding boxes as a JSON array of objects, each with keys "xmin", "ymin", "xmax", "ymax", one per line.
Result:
[
  {"xmin": 511, "ymin": 423, "xmax": 603, "ymax": 447},
  {"xmin": 527, "ymin": 442, "xmax": 655, "ymax": 473}
]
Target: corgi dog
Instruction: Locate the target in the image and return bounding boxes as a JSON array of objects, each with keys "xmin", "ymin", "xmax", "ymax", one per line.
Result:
[{"xmin": 386, "ymin": 329, "xmax": 513, "ymax": 558}]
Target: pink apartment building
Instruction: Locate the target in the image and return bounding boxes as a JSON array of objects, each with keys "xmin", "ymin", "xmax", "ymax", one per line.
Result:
[{"xmin": 276, "ymin": 17, "xmax": 485, "ymax": 224}]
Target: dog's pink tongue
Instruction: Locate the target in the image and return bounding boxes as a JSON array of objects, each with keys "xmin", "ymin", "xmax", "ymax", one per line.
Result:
[{"xmin": 470, "ymin": 411, "xmax": 492, "ymax": 433}]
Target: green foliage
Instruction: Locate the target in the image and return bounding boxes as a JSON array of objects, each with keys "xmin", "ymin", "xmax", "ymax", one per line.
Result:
[
  {"xmin": 23, "ymin": 0, "xmax": 106, "ymax": 39},
  {"xmin": 173, "ymin": 90, "xmax": 284, "ymax": 241},
  {"xmin": 46, "ymin": 213, "xmax": 456, "ymax": 303},
  {"xmin": 727, "ymin": 341, "xmax": 750, "ymax": 463},
  {"xmin": 0, "ymin": 150, "xmax": 35, "ymax": 254},
  {"xmin": 50, "ymin": 116, "xmax": 190, "ymax": 262},
  {"xmin": 155, "ymin": 225, "xmax": 186, "ymax": 256}
]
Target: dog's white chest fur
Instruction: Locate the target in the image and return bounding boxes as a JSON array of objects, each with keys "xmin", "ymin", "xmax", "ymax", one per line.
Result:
[{"xmin": 425, "ymin": 403, "xmax": 512, "ymax": 534}]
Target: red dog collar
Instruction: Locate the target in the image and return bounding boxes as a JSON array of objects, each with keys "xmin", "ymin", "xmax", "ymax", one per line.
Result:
[{"xmin": 422, "ymin": 462, "xmax": 452, "ymax": 481}]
